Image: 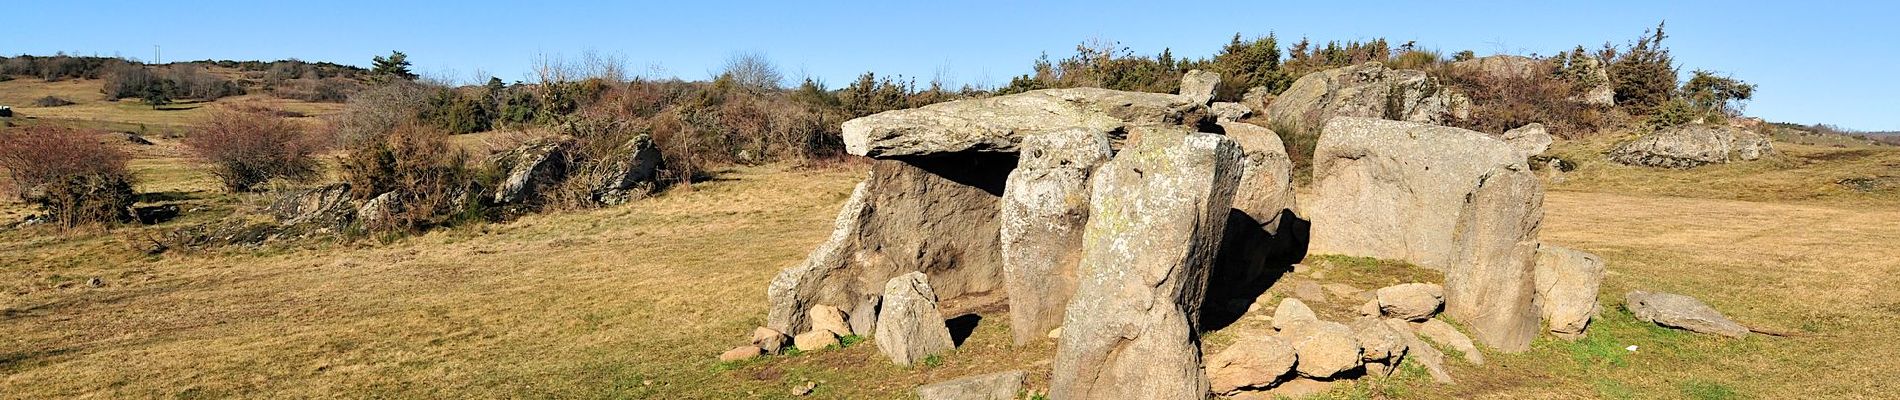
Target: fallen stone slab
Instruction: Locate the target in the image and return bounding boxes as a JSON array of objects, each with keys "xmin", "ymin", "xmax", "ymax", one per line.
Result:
[
  {"xmin": 916, "ymin": 370, "xmax": 1027, "ymax": 400},
  {"xmin": 1626, "ymin": 290, "xmax": 1751, "ymax": 338}
]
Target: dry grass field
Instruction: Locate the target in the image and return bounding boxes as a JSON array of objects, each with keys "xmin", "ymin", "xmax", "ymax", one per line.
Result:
[{"xmin": 4, "ymin": 78, "xmax": 1898, "ymax": 399}]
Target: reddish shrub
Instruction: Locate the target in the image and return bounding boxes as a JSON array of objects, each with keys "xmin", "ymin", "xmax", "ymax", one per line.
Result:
[
  {"xmin": 0, "ymin": 126, "xmax": 137, "ymax": 227},
  {"xmin": 184, "ymin": 107, "xmax": 322, "ymax": 192}
]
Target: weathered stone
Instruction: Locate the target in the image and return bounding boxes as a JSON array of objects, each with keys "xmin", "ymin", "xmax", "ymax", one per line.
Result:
[
  {"xmin": 793, "ymin": 330, "xmax": 839, "ymax": 352},
  {"xmin": 1180, "ymin": 70, "xmax": 1221, "ymax": 105},
  {"xmin": 492, "ymin": 135, "xmax": 575, "ymax": 204},
  {"xmin": 1375, "ymin": 283, "xmax": 1444, "ymax": 321},
  {"xmin": 1241, "ymin": 86, "xmax": 1273, "ymax": 111},
  {"xmin": 1626, "ymin": 290, "xmax": 1751, "ymax": 338},
  {"xmin": 1207, "ymin": 335, "xmax": 1298, "ymax": 394},
  {"xmin": 1308, "ymin": 117, "xmax": 1542, "ymax": 272},
  {"xmin": 752, "ymin": 327, "xmax": 790, "ymax": 354},
  {"xmin": 1350, "ymin": 317, "xmax": 1409, "ymax": 377},
  {"xmin": 1265, "ymin": 63, "xmax": 1468, "ymax": 131},
  {"xmin": 585, "ymin": 133, "xmax": 663, "ymax": 205},
  {"xmin": 842, "ymin": 88, "xmax": 1206, "ymax": 158},
  {"xmin": 875, "ymin": 272, "xmax": 956, "ymax": 367},
  {"xmin": 1209, "ymin": 121, "xmax": 1301, "ymax": 316},
  {"xmin": 1210, "ymin": 102, "xmax": 1252, "ymax": 122},
  {"xmin": 1609, "ymin": 124, "xmax": 1775, "ymax": 168},
  {"xmin": 355, "ymin": 191, "xmax": 398, "ymax": 229},
  {"xmin": 719, "ymin": 346, "xmax": 763, "ymax": 362},
  {"xmin": 809, "ymin": 304, "xmax": 853, "ymax": 337},
  {"xmin": 1277, "ymin": 320, "xmax": 1362, "ymax": 379},
  {"xmin": 1534, "ymin": 244, "xmax": 1605, "ymax": 339},
  {"xmin": 1358, "ymin": 299, "xmax": 1380, "ymax": 317},
  {"xmin": 1049, "ymin": 130, "xmax": 1243, "ymax": 400},
  {"xmin": 848, "ymin": 296, "xmax": 880, "ymax": 339},
  {"xmin": 1504, "ymin": 123, "xmax": 1553, "ymax": 158},
  {"xmin": 999, "ymin": 129, "xmax": 1113, "ymax": 345},
  {"xmin": 916, "ymin": 370, "xmax": 1027, "ymax": 400},
  {"xmin": 1571, "ymin": 56, "xmax": 1616, "ymax": 106},
  {"xmin": 1413, "ymin": 319, "xmax": 1485, "ymax": 365},
  {"xmin": 1384, "ymin": 319, "xmax": 1454, "ymax": 383},
  {"xmin": 267, "ymin": 183, "xmax": 355, "ymax": 228},
  {"xmin": 1290, "ymin": 280, "xmax": 1326, "ymax": 304},
  {"xmin": 1271, "ymin": 298, "xmax": 1318, "ymax": 332},
  {"xmin": 766, "ymin": 157, "xmax": 1011, "ymax": 335}
]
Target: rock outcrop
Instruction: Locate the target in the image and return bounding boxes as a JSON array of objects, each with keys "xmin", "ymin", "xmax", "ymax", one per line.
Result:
[
  {"xmin": 268, "ymin": 183, "xmax": 356, "ymax": 229},
  {"xmin": 999, "ymin": 129, "xmax": 1113, "ymax": 345},
  {"xmin": 584, "ymin": 134, "xmax": 662, "ymax": 205},
  {"xmin": 916, "ymin": 370, "xmax": 1027, "ymax": 400},
  {"xmin": 1609, "ymin": 124, "xmax": 1775, "ymax": 168},
  {"xmin": 875, "ymin": 272, "xmax": 956, "ymax": 367},
  {"xmin": 1534, "ymin": 244, "xmax": 1605, "ymax": 339},
  {"xmin": 1049, "ymin": 130, "xmax": 1242, "ymax": 400},
  {"xmin": 841, "ymin": 88, "xmax": 1207, "ymax": 158},
  {"xmin": 1308, "ymin": 117, "xmax": 1544, "ymax": 352},
  {"xmin": 492, "ymin": 135, "xmax": 575, "ymax": 205},
  {"xmin": 1266, "ymin": 62, "xmax": 1467, "ymax": 131},
  {"xmin": 1626, "ymin": 290, "xmax": 1751, "ymax": 338},
  {"xmin": 1450, "ymin": 55, "xmax": 1544, "ymax": 80}
]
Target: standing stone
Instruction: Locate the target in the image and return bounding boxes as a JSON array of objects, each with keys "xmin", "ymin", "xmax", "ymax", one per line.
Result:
[
  {"xmin": 1444, "ymin": 174, "xmax": 1543, "ymax": 352},
  {"xmin": 916, "ymin": 370, "xmax": 1028, "ymax": 400},
  {"xmin": 1207, "ymin": 335, "xmax": 1298, "ymax": 394},
  {"xmin": 1209, "ymin": 121, "xmax": 1301, "ymax": 316},
  {"xmin": 1534, "ymin": 244, "xmax": 1605, "ymax": 339},
  {"xmin": 1308, "ymin": 117, "xmax": 1543, "ymax": 272},
  {"xmin": 767, "ymin": 182, "xmax": 872, "ymax": 335},
  {"xmin": 875, "ymin": 272, "xmax": 956, "ymax": 367},
  {"xmin": 1180, "ymin": 70, "xmax": 1221, "ymax": 105},
  {"xmin": 1049, "ymin": 129, "xmax": 1244, "ymax": 400},
  {"xmin": 1000, "ymin": 129, "xmax": 1113, "ymax": 345},
  {"xmin": 1625, "ymin": 290, "xmax": 1751, "ymax": 338}
]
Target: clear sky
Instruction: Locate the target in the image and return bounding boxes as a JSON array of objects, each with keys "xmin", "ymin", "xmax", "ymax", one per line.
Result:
[{"xmin": 5, "ymin": 1, "xmax": 1896, "ymax": 130}]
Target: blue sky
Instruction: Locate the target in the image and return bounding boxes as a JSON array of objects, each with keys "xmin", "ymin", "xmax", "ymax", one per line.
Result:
[{"xmin": 5, "ymin": 1, "xmax": 1896, "ymax": 130}]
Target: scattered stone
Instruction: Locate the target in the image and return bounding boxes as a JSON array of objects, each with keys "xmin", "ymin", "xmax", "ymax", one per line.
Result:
[
  {"xmin": 1049, "ymin": 129, "xmax": 1243, "ymax": 400},
  {"xmin": 1271, "ymin": 298, "xmax": 1318, "ymax": 331},
  {"xmin": 842, "ymin": 88, "xmax": 1206, "ymax": 158},
  {"xmin": 809, "ymin": 304, "xmax": 853, "ymax": 337},
  {"xmin": 1351, "ymin": 317, "xmax": 1408, "ymax": 377},
  {"xmin": 584, "ymin": 133, "xmax": 663, "ymax": 205},
  {"xmin": 1504, "ymin": 123, "xmax": 1553, "ymax": 157},
  {"xmin": 1000, "ymin": 129, "xmax": 1113, "ymax": 345},
  {"xmin": 1534, "ymin": 244, "xmax": 1606, "ymax": 339},
  {"xmin": 1278, "ymin": 320, "xmax": 1362, "ymax": 379},
  {"xmin": 916, "ymin": 370, "xmax": 1027, "ymax": 400},
  {"xmin": 792, "ymin": 381, "xmax": 816, "ymax": 396},
  {"xmin": 1210, "ymin": 102, "xmax": 1252, "ymax": 122},
  {"xmin": 1207, "ymin": 335, "xmax": 1298, "ymax": 394},
  {"xmin": 1625, "ymin": 290, "xmax": 1751, "ymax": 338},
  {"xmin": 793, "ymin": 330, "xmax": 839, "ymax": 352},
  {"xmin": 1358, "ymin": 299, "xmax": 1380, "ymax": 317},
  {"xmin": 1047, "ymin": 326, "xmax": 1063, "ymax": 339},
  {"xmin": 1609, "ymin": 124, "xmax": 1776, "ymax": 168},
  {"xmin": 1266, "ymin": 63, "xmax": 1468, "ymax": 130},
  {"xmin": 1413, "ymin": 319, "xmax": 1485, "ymax": 365},
  {"xmin": 719, "ymin": 346, "xmax": 763, "ymax": 362},
  {"xmin": 1179, "ymin": 70, "xmax": 1221, "ymax": 105},
  {"xmin": 875, "ymin": 272, "xmax": 956, "ymax": 367},
  {"xmin": 1375, "ymin": 283, "xmax": 1444, "ymax": 321},
  {"xmin": 752, "ymin": 327, "xmax": 790, "ymax": 354},
  {"xmin": 355, "ymin": 192, "xmax": 398, "ymax": 229},
  {"xmin": 1384, "ymin": 319, "xmax": 1454, "ymax": 383},
  {"xmin": 267, "ymin": 183, "xmax": 355, "ymax": 228},
  {"xmin": 86, "ymin": 277, "xmax": 105, "ymax": 288}
]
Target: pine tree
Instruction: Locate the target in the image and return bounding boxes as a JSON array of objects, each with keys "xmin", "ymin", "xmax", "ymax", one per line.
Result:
[
  {"xmin": 1609, "ymin": 22, "xmax": 1678, "ymax": 115},
  {"xmin": 370, "ymin": 51, "xmax": 417, "ymax": 83}
]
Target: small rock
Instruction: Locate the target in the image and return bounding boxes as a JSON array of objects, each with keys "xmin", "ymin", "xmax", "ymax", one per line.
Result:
[
  {"xmin": 1385, "ymin": 319, "xmax": 1454, "ymax": 383},
  {"xmin": 1210, "ymin": 102, "xmax": 1252, "ymax": 122},
  {"xmin": 1534, "ymin": 244, "xmax": 1605, "ymax": 339},
  {"xmin": 1278, "ymin": 320, "xmax": 1362, "ymax": 378},
  {"xmin": 793, "ymin": 330, "xmax": 840, "ymax": 352},
  {"xmin": 1351, "ymin": 317, "xmax": 1408, "ymax": 362},
  {"xmin": 809, "ymin": 304, "xmax": 853, "ymax": 337},
  {"xmin": 1413, "ymin": 319, "xmax": 1484, "ymax": 365},
  {"xmin": 751, "ymin": 327, "xmax": 790, "ymax": 354},
  {"xmin": 1503, "ymin": 123, "xmax": 1552, "ymax": 157},
  {"xmin": 719, "ymin": 346, "xmax": 763, "ymax": 362},
  {"xmin": 916, "ymin": 370, "xmax": 1027, "ymax": 400},
  {"xmin": 874, "ymin": 272, "xmax": 956, "ymax": 367},
  {"xmin": 1625, "ymin": 290, "xmax": 1750, "ymax": 338},
  {"xmin": 1179, "ymin": 70, "xmax": 1221, "ymax": 105},
  {"xmin": 1358, "ymin": 299, "xmax": 1380, "ymax": 317},
  {"xmin": 1376, "ymin": 283, "xmax": 1444, "ymax": 321},
  {"xmin": 87, "ymin": 277, "xmax": 105, "ymax": 288},
  {"xmin": 1046, "ymin": 326, "xmax": 1063, "ymax": 339},
  {"xmin": 1207, "ymin": 335, "xmax": 1298, "ymax": 394},
  {"xmin": 792, "ymin": 381, "xmax": 816, "ymax": 396},
  {"xmin": 1271, "ymin": 298, "xmax": 1318, "ymax": 331}
]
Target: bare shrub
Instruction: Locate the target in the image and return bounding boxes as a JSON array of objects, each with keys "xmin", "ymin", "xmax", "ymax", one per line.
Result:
[
  {"xmin": 1438, "ymin": 62, "xmax": 1614, "ymax": 138},
  {"xmin": 339, "ymin": 124, "xmax": 486, "ymax": 232},
  {"xmin": 32, "ymin": 96, "xmax": 75, "ymax": 107},
  {"xmin": 0, "ymin": 127, "xmax": 137, "ymax": 227},
  {"xmin": 327, "ymin": 82, "xmax": 430, "ymax": 146},
  {"xmin": 718, "ymin": 51, "xmax": 784, "ymax": 91},
  {"xmin": 184, "ymin": 107, "xmax": 322, "ymax": 192}
]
